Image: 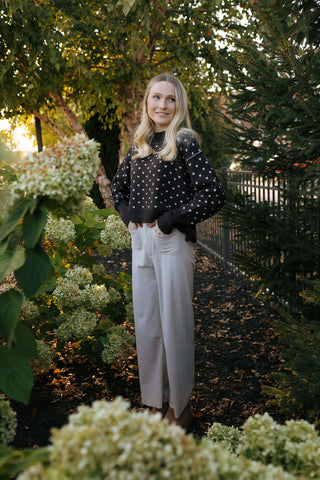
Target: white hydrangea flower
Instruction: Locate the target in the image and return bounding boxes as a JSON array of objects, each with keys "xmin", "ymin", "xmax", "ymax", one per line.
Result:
[
  {"xmin": 100, "ymin": 214, "xmax": 131, "ymax": 249},
  {"xmin": 101, "ymin": 326, "xmax": 135, "ymax": 364},
  {"xmin": 238, "ymin": 412, "xmax": 279, "ymax": 461},
  {"xmin": 0, "ymin": 397, "xmax": 17, "ymax": 446},
  {"xmin": 31, "ymin": 340, "xmax": 53, "ymax": 372},
  {"xmin": 11, "ymin": 134, "xmax": 100, "ymax": 215},
  {"xmin": 207, "ymin": 423, "xmax": 241, "ymax": 453},
  {"xmin": 55, "ymin": 309, "xmax": 98, "ymax": 341},
  {"xmin": 92, "ymin": 263, "xmax": 105, "ymax": 276},
  {"xmin": 125, "ymin": 301, "xmax": 134, "ymax": 323},
  {"xmin": 65, "ymin": 266, "xmax": 92, "ymax": 287},
  {"xmin": 20, "ymin": 299, "xmax": 40, "ymax": 322},
  {"xmin": 53, "ymin": 278, "xmax": 82, "ymax": 308},
  {"xmin": 101, "ymin": 333, "xmax": 124, "ymax": 364},
  {"xmin": 108, "ymin": 286, "xmax": 122, "ymax": 304},
  {"xmin": 45, "ymin": 214, "xmax": 76, "ymax": 244},
  {"xmin": 81, "ymin": 283, "xmax": 111, "ymax": 309}
]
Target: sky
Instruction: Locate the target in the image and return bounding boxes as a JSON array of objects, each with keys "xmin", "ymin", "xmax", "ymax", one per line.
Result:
[{"xmin": 0, "ymin": 119, "xmax": 36, "ymax": 153}]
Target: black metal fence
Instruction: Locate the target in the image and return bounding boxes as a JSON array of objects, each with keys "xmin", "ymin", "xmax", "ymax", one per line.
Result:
[{"xmin": 196, "ymin": 169, "xmax": 319, "ymax": 272}]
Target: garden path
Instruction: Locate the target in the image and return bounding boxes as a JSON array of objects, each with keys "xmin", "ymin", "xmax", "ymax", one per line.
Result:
[{"xmin": 12, "ymin": 245, "xmax": 286, "ymax": 448}]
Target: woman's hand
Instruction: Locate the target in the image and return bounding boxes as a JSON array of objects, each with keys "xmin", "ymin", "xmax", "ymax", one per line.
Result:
[
  {"xmin": 128, "ymin": 221, "xmax": 139, "ymax": 232},
  {"xmin": 147, "ymin": 221, "xmax": 164, "ymax": 235}
]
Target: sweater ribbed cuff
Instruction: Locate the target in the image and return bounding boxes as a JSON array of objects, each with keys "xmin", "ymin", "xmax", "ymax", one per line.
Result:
[
  {"xmin": 115, "ymin": 201, "xmax": 130, "ymax": 227},
  {"xmin": 157, "ymin": 211, "xmax": 175, "ymax": 234}
]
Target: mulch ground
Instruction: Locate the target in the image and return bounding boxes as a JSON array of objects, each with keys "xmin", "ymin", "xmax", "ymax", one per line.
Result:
[{"xmin": 11, "ymin": 245, "xmax": 288, "ymax": 449}]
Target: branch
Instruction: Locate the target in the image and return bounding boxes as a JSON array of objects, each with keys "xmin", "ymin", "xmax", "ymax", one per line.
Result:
[
  {"xmin": 32, "ymin": 110, "xmax": 66, "ymax": 139},
  {"xmin": 47, "ymin": 90, "xmax": 88, "ymax": 137}
]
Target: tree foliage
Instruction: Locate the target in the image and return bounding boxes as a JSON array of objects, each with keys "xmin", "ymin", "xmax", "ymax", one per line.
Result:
[
  {"xmin": 0, "ymin": 0, "xmax": 241, "ymax": 162},
  {"xmin": 217, "ymin": 0, "xmax": 320, "ymax": 419}
]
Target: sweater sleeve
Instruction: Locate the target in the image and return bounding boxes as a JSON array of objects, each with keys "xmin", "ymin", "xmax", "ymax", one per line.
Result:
[
  {"xmin": 157, "ymin": 133, "xmax": 226, "ymax": 234},
  {"xmin": 111, "ymin": 147, "xmax": 132, "ymax": 227}
]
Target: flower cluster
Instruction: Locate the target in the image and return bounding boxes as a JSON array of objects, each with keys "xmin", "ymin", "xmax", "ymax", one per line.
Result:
[
  {"xmin": 53, "ymin": 278, "xmax": 82, "ymax": 308},
  {"xmin": 0, "ymin": 272, "xmax": 19, "ymax": 295},
  {"xmin": 17, "ymin": 399, "xmax": 296, "ymax": 480},
  {"xmin": 31, "ymin": 340, "xmax": 53, "ymax": 372},
  {"xmin": 207, "ymin": 423, "xmax": 241, "ymax": 453},
  {"xmin": 100, "ymin": 214, "xmax": 131, "ymax": 250},
  {"xmin": 64, "ymin": 266, "xmax": 92, "ymax": 287},
  {"xmin": 11, "ymin": 135, "xmax": 100, "ymax": 215},
  {"xmin": 101, "ymin": 326, "xmax": 135, "ymax": 364},
  {"xmin": 45, "ymin": 214, "xmax": 76, "ymax": 244},
  {"xmin": 237, "ymin": 412, "xmax": 320, "ymax": 477},
  {"xmin": 0, "ymin": 397, "xmax": 17, "ymax": 446},
  {"xmin": 20, "ymin": 299, "xmax": 40, "ymax": 322},
  {"xmin": 81, "ymin": 284, "xmax": 117, "ymax": 309},
  {"xmin": 55, "ymin": 309, "xmax": 98, "ymax": 341},
  {"xmin": 53, "ymin": 266, "xmax": 119, "ymax": 310},
  {"xmin": 125, "ymin": 301, "xmax": 134, "ymax": 323}
]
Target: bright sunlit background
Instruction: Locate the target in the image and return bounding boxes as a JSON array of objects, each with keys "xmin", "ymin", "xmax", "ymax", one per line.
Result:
[{"xmin": 0, "ymin": 118, "xmax": 36, "ymax": 153}]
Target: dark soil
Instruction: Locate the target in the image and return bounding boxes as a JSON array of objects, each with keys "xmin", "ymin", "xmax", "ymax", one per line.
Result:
[{"xmin": 12, "ymin": 245, "xmax": 287, "ymax": 449}]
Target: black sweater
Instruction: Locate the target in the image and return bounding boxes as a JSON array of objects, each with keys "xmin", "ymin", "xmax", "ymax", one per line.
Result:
[{"xmin": 111, "ymin": 130, "xmax": 226, "ymax": 241}]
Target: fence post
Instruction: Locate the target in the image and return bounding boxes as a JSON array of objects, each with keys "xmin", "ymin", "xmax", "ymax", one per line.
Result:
[
  {"xmin": 222, "ymin": 226, "xmax": 230, "ymax": 270},
  {"xmin": 220, "ymin": 167, "xmax": 230, "ymax": 270}
]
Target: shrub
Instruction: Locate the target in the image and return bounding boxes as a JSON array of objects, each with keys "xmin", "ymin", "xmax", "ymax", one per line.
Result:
[
  {"xmin": 207, "ymin": 412, "xmax": 320, "ymax": 479},
  {"xmin": 16, "ymin": 398, "xmax": 295, "ymax": 480}
]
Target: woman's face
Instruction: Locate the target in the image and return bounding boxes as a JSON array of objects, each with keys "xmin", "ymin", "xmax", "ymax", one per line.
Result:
[{"xmin": 147, "ymin": 81, "xmax": 176, "ymax": 132}]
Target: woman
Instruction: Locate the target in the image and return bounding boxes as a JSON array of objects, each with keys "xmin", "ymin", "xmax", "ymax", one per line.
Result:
[{"xmin": 111, "ymin": 73, "xmax": 226, "ymax": 429}]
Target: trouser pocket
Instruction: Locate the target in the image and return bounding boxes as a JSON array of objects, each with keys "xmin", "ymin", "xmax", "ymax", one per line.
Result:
[
  {"xmin": 153, "ymin": 229, "xmax": 180, "ymax": 255},
  {"xmin": 131, "ymin": 230, "xmax": 142, "ymax": 250}
]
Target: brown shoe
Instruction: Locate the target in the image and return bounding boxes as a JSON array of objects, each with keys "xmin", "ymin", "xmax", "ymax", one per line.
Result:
[
  {"xmin": 150, "ymin": 402, "xmax": 169, "ymax": 418},
  {"xmin": 164, "ymin": 402, "xmax": 192, "ymax": 429}
]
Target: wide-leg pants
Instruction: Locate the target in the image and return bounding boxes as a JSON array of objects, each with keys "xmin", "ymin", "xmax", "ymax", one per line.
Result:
[{"xmin": 131, "ymin": 224, "xmax": 194, "ymax": 418}]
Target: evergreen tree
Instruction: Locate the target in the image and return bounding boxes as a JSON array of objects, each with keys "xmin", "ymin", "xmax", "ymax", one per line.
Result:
[{"xmin": 218, "ymin": 0, "xmax": 320, "ymax": 419}]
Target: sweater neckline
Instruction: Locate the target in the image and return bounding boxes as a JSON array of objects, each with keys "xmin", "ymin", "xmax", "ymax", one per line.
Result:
[{"xmin": 152, "ymin": 131, "xmax": 166, "ymax": 142}]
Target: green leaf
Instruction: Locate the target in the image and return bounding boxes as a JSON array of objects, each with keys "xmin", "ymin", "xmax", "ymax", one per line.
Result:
[
  {"xmin": 0, "ymin": 245, "xmax": 25, "ymax": 283},
  {"xmin": 0, "ymin": 446, "xmax": 50, "ymax": 478},
  {"xmin": 0, "ymin": 199, "xmax": 37, "ymax": 243},
  {"xmin": 14, "ymin": 245, "xmax": 53, "ymax": 298},
  {"xmin": 0, "ymin": 346, "xmax": 34, "ymax": 404},
  {"xmin": 0, "ymin": 289, "xmax": 24, "ymax": 344},
  {"xmin": 14, "ymin": 322, "xmax": 37, "ymax": 359},
  {"xmin": 23, "ymin": 207, "xmax": 47, "ymax": 249}
]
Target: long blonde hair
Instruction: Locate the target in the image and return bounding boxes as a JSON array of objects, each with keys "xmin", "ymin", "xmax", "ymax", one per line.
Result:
[{"xmin": 133, "ymin": 73, "xmax": 199, "ymax": 162}]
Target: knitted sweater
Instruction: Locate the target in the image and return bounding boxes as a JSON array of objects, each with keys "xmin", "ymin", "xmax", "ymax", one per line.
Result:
[{"xmin": 111, "ymin": 130, "xmax": 226, "ymax": 241}]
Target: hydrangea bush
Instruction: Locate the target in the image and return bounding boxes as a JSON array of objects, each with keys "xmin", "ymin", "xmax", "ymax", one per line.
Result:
[
  {"xmin": 207, "ymin": 412, "xmax": 320, "ymax": 479},
  {"xmin": 0, "ymin": 397, "xmax": 17, "ymax": 445},
  {"xmin": 51, "ymin": 262, "xmax": 134, "ymax": 362},
  {"xmin": 16, "ymin": 398, "xmax": 296, "ymax": 480}
]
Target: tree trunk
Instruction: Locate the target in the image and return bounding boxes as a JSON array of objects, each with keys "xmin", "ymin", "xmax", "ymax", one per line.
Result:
[
  {"xmin": 47, "ymin": 90, "xmax": 88, "ymax": 136},
  {"xmin": 33, "ymin": 110, "xmax": 66, "ymax": 139},
  {"xmin": 34, "ymin": 116, "xmax": 43, "ymax": 152},
  {"xmin": 117, "ymin": 0, "xmax": 170, "ymax": 163},
  {"xmin": 41, "ymin": 91, "xmax": 114, "ymax": 208}
]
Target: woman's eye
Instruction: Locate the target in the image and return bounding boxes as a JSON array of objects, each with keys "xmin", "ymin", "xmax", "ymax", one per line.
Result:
[{"xmin": 169, "ymin": 97, "xmax": 176, "ymax": 102}]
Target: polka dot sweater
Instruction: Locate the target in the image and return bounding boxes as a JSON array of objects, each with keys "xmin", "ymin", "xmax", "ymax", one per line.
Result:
[{"xmin": 111, "ymin": 130, "xmax": 226, "ymax": 241}]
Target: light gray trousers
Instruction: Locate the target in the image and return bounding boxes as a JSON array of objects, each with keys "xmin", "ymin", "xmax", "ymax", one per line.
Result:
[{"xmin": 131, "ymin": 224, "xmax": 194, "ymax": 418}]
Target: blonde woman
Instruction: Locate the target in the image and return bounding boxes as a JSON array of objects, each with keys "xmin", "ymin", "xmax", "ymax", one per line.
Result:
[{"xmin": 112, "ymin": 73, "xmax": 226, "ymax": 429}]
